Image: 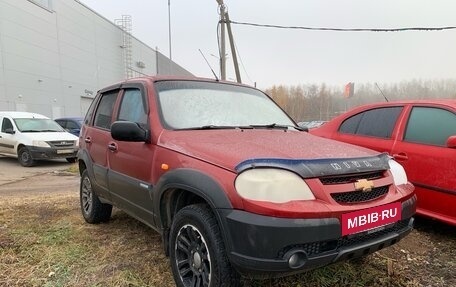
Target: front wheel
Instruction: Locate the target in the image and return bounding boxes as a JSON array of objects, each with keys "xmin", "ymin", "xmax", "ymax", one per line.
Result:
[
  {"xmin": 18, "ymin": 147, "xmax": 35, "ymax": 167},
  {"xmin": 169, "ymin": 204, "xmax": 240, "ymax": 287},
  {"xmin": 80, "ymin": 169, "xmax": 112, "ymax": 223},
  {"xmin": 66, "ymin": 157, "xmax": 77, "ymax": 163}
]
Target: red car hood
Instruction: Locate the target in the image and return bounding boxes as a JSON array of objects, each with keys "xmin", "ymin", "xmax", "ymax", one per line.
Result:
[{"xmin": 158, "ymin": 129, "xmax": 378, "ymax": 172}]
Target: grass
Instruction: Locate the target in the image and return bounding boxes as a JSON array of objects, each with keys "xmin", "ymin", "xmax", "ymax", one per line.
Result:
[{"xmin": 0, "ymin": 191, "xmax": 454, "ymax": 286}]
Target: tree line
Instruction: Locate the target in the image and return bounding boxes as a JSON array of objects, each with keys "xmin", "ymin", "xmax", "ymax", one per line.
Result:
[{"xmin": 265, "ymin": 79, "xmax": 456, "ymax": 122}]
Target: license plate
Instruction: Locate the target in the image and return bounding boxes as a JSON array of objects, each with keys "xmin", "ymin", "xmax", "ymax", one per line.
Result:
[
  {"xmin": 57, "ymin": 149, "xmax": 74, "ymax": 154},
  {"xmin": 341, "ymin": 202, "xmax": 401, "ymax": 236}
]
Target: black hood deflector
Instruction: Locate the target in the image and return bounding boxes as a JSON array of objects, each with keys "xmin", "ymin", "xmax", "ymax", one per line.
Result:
[{"xmin": 235, "ymin": 153, "xmax": 391, "ymax": 178}]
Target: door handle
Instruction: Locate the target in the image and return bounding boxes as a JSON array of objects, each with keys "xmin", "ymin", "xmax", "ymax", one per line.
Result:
[
  {"xmin": 393, "ymin": 153, "xmax": 408, "ymax": 161},
  {"xmin": 107, "ymin": 143, "xmax": 118, "ymax": 152},
  {"xmin": 84, "ymin": 137, "xmax": 92, "ymax": 144}
]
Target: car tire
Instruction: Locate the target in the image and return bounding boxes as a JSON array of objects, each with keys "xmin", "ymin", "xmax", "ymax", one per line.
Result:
[
  {"xmin": 66, "ymin": 157, "xmax": 77, "ymax": 163},
  {"xmin": 170, "ymin": 204, "xmax": 240, "ymax": 287},
  {"xmin": 18, "ymin": 146, "xmax": 35, "ymax": 167},
  {"xmin": 80, "ymin": 169, "xmax": 112, "ymax": 223}
]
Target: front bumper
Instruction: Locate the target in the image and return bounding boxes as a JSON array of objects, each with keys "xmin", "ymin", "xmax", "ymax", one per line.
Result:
[
  {"xmin": 27, "ymin": 145, "xmax": 78, "ymax": 160},
  {"xmin": 218, "ymin": 195, "xmax": 416, "ymax": 277}
]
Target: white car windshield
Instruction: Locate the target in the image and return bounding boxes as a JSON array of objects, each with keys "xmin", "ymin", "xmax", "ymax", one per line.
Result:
[
  {"xmin": 14, "ymin": 118, "xmax": 65, "ymax": 132},
  {"xmin": 156, "ymin": 81, "xmax": 295, "ymax": 130}
]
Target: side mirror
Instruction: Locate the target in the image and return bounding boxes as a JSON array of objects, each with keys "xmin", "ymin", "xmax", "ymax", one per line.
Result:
[
  {"xmin": 111, "ymin": 121, "xmax": 149, "ymax": 142},
  {"xmin": 446, "ymin": 135, "xmax": 456, "ymax": 148},
  {"xmin": 4, "ymin": 128, "xmax": 15, "ymax": 134}
]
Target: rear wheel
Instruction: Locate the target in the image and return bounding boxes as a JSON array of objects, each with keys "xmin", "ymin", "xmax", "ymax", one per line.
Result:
[
  {"xmin": 18, "ymin": 147, "xmax": 35, "ymax": 167},
  {"xmin": 80, "ymin": 169, "xmax": 112, "ymax": 223},
  {"xmin": 169, "ymin": 204, "xmax": 240, "ymax": 287}
]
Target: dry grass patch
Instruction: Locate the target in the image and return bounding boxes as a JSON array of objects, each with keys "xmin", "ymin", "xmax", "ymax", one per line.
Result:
[
  {"xmin": 1, "ymin": 190, "xmax": 454, "ymax": 287},
  {"xmin": 0, "ymin": 194, "xmax": 173, "ymax": 287}
]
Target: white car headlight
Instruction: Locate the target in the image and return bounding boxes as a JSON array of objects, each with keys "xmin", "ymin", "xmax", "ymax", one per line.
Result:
[
  {"xmin": 32, "ymin": 140, "xmax": 50, "ymax": 148},
  {"xmin": 235, "ymin": 168, "xmax": 315, "ymax": 203},
  {"xmin": 388, "ymin": 160, "xmax": 408, "ymax": 185}
]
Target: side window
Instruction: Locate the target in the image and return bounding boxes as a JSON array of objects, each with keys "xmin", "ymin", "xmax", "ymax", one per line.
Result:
[
  {"xmin": 118, "ymin": 89, "xmax": 148, "ymax": 126},
  {"xmin": 339, "ymin": 113, "xmax": 363, "ymax": 134},
  {"xmin": 93, "ymin": 91, "xmax": 118, "ymax": 130},
  {"xmin": 55, "ymin": 120, "xmax": 66, "ymax": 128},
  {"xmin": 404, "ymin": 107, "xmax": 456, "ymax": 146},
  {"xmin": 339, "ymin": 107, "xmax": 403, "ymax": 138},
  {"xmin": 66, "ymin": 121, "xmax": 79, "ymax": 129},
  {"xmin": 1, "ymin": 118, "xmax": 14, "ymax": 132},
  {"xmin": 84, "ymin": 96, "xmax": 98, "ymax": 125}
]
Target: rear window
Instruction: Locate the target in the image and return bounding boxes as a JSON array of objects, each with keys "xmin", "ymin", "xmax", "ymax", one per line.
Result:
[{"xmin": 339, "ymin": 107, "xmax": 403, "ymax": 138}]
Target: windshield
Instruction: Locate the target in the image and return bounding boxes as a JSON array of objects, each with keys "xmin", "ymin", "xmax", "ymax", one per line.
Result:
[
  {"xmin": 156, "ymin": 81, "xmax": 295, "ymax": 129},
  {"xmin": 14, "ymin": 118, "xmax": 65, "ymax": 132}
]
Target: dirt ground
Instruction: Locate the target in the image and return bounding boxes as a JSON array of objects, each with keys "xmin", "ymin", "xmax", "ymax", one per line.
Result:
[{"xmin": 0, "ymin": 170, "xmax": 456, "ymax": 287}]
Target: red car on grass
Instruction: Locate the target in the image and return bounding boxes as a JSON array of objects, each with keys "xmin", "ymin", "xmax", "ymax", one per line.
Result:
[
  {"xmin": 311, "ymin": 100, "xmax": 456, "ymax": 226},
  {"xmin": 78, "ymin": 77, "xmax": 416, "ymax": 286}
]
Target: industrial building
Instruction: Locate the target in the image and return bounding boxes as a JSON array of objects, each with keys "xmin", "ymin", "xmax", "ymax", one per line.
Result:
[{"xmin": 0, "ymin": 0, "xmax": 191, "ymax": 118}]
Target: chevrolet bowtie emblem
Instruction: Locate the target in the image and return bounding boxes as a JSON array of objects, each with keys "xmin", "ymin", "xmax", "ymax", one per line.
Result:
[{"xmin": 354, "ymin": 179, "xmax": 375, "ymax": 192}]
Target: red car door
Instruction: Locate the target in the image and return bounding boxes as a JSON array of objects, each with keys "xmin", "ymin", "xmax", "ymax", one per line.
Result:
[
  {"xmin": 83, "ymin": 89, "xmax": 120, "ymax": 199},
  {"xmin": 391, "ymin": 104, "xmax": 456, "ymax": 225},
  {"xmin": 107, "ymin": 85, "xmax": 156, "ymax": 225}
]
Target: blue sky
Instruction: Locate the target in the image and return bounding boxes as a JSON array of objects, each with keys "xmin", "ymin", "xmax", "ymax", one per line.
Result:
[{"xmin": 79, "ymin": 0, "xmax": 456, "ymax": 88}]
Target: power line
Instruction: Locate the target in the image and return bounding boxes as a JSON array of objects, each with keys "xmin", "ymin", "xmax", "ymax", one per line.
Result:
[{"xmin": 224, "ymin": 20, "xmax": 456, "ymax": 32}]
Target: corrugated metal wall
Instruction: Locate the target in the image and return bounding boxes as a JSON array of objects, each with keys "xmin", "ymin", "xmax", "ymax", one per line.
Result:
[{"xmin": 0, "ymin": 0, "xmax": 192, "ymax": 117}]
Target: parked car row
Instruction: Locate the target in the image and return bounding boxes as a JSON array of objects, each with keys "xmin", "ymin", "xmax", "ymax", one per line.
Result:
[{"xmin": 311, "ymin": 100, "xmax": 456, "ymax": 226}]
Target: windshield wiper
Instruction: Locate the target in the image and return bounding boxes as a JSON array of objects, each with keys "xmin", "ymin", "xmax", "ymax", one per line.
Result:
[
  {"xmin": 20, "ymin": 130, "xmax": 41, "ymax": 133},
  {"xmin": 249, "ymin": 123, "xmax": 305, "ymax": 131},
  {"xmin": 41, "ymin": 129, "xmax": 61, "ymax": 132},
  {"xmin": 178, "ymin": 125, "xmax": 244, "ymax": 130}
]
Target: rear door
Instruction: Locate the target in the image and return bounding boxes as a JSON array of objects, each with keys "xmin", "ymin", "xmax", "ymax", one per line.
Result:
[
  {"xmin": 107, "ymin": 84, "xmax": 156, "ymax": 225},
  {"xmin": 391, "ymin": 105, "xmax": 456, "ymax": 224},
  {"xmin": 84, "ymin": 89, "xmax": 120, "ymax": 199},
  {"xmin": 334, "ymin": 106, "xmax": 404, "ymax": 153}
]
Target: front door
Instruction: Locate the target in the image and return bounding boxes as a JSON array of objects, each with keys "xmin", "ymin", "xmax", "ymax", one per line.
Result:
[
  {"xmin": 107, "ymin": 86, "xmax": 156, "ymax": 225},
  {"xmin": 391, "ymin": 105, "xmax": 456, "ymax": 224}
]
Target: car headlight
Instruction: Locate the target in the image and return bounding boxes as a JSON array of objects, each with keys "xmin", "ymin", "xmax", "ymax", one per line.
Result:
[
  {"xmin": 235, "ymin": 168, "xmax": 315, "ymax": 203},
  {"xmin": 75, "ymin": 138, "xmax": 79, "ymax": 147},
  {"xmin": 388, "ymin": 160, "xmax": 408, "ymax": 185},
  {"xmin": 32, "ymin": 140, "xmax": 50, "ymax": 148}
]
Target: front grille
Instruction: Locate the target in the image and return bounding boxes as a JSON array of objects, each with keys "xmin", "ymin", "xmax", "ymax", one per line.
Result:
[
  {"xmin": 331, "ymin": 186, "xmax": 389, "ymax": 204},
  {"xmin": 47, "ymin": 140, "xmax": 75, "ymax": 148},
  {"xmin": 320, "ymin": 171, "xmax": 384, "ymax": 185},
  {"xmin": 278, "ymin": 219, "xmax": 409, "ymax": 259}
]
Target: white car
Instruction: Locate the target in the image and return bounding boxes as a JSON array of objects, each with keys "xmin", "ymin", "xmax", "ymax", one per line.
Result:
[{"xmin": 0, "ymin": 111, "xmax": 79, "ymax": 166}]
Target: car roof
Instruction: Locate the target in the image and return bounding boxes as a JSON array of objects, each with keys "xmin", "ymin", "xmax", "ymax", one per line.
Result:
[
  {"xmin": 0, "ymin": 111, "xmax": 49, "ymax": 119},
  {"xmin": 354, "ymin": 99, "xmax": 456, "ymax": 109},
  {"xmin": 98, "ymin": 75, "xmax": 253, "ymax": 94},
  {"xmin": 55, "ymin": 117, "xmax": 84, "ymax": 121}
]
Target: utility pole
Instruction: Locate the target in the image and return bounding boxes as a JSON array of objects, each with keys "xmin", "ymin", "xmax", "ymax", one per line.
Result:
[
  {"xmin": 217, "ymin": 0, "xmax": 226, "ymax": 80},
  {"xmin": 168, "ymin": 0, "xmax": 172, "ymax": 61},
  {"xmin": 216, "ymin": 0, "xmax": 241, "ymax": 83},
  {"xmin": 225, "ymin": 12, "xmax": 241, "ymax": 83}
]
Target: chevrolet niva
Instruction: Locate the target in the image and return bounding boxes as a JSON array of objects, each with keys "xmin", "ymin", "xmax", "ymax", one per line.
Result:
[{"xmin": 77, "ymin": 76, "xmax": 416, "ymax": 287}]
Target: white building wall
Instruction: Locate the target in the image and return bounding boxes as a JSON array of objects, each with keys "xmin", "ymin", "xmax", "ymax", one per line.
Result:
[{"xmin": 0, "ymin": 0, "xmax": 192, "ymax": 118}]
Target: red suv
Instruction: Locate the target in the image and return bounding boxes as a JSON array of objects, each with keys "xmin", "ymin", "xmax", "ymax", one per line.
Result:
[
  {"xmin": 78, "ymin": 77, "xmax": 416, "ymax": 286},
  {"xmin": 311, "ymin": 100, "xmax": 456, "ymax": 226}
]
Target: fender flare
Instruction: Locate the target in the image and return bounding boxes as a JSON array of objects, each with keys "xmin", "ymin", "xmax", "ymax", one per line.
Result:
[{"xmin": 152, "ymin": 168, "xmax": 233, "ymax": 229}]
